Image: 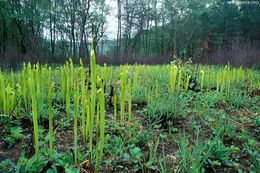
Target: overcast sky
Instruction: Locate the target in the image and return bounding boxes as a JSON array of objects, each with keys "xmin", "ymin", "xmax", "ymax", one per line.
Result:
[
  {"xmin": 44, "ymin": 0, "xmax": 118, "ymax": 40},
  {"xmin": 105, "ymin": 0, "xmax": 118, "ymax": 39}
]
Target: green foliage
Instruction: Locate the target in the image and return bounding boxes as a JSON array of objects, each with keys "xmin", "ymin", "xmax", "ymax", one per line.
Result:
[
  {"xmin": 129, "ymin": 145, "xmax": 142, "ymax": 162},
  {"xmin": 169, "ymin": 65, "xmax": 178, "ymax": 94},
  {"xmin": 0, "ymin": 60, "xmax": 259, "ymax": 172},
  {"xmin": 89, "ymin": 41, "xmax": 97, "ymax": 160},
  {"xmin": 80, "ymin": 59, "xmax": 86, "ymax": 142},
  {"xmin": 145, "ymin": 93, "xmax": 190, "ymax": 124},
  {"xmin": 227, "ymin": 90, "xmax": 249, "ymax": 109},
  {"xmin": 28, "ymin": 67, "xmax": 40, "ymax": 158},
  {"xmin": 48, "ymin": 81, "xmax": 55, "ymax": 160},
  {"xmin": 3, "ymin": 127, "xmax": 24, "ymax": 148},
  {"xmin": 120, "ymin": 67, "xmax": 128, "ymax": 124},
  {"xmin": 178, "ymin": 130, "xmax": 241, "ymax": 172},
  {"xmin": 204, "ymin": 139, "xmax": 240, "ymax": 167},
  {"xmin": 73, "ymin": 82, "xmax": 80, "ymax": 164},
  {"xmin": 95, "ymin": 76, "xmax": 106, "ymax": 170},
  {"xmin": 65, "ymin": 62, "xmax": 71, "ymax": 119},
  {"xmin": 113, "ymin": 93, "xmax": 117, "ymax": 119},
  {"xmin": 127, "ymin": 79, "xmax": 132, "ymax": 128},
  {"xmin": 200, "ymin": 70, "xmax": 205, "ymax": 91},
  {"xmin": 6, "ymin": 151, "xmax": 48, "ymax": 173},
  {"xmin": 178, "ymin": 132, "xmax": 189, "ymax": 172}
]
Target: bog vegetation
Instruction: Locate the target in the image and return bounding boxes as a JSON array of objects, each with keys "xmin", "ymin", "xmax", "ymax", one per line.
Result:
[
  {"xmin": 1, "ymin": 0, "xmax": 260, "ymax": 67},
  {"xmin": 0, "ymin": 46, "xmax": 260, "ymax": 172}
]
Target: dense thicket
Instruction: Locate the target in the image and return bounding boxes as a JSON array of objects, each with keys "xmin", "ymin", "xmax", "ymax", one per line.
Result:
[
  {"xmin": 112, "ymin": 0, "xmax": 260, "ymax": 66},
  {"xmin": 0, "ymin": 0, "xmax": 260, "ymax": 67},
  {"xmin": 0, "ymin": 0, "xmax": 108, "ymax": 67}
]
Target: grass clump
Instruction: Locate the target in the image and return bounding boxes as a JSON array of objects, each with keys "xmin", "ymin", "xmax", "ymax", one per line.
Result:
[{"xmin": 28, "ymin": 66, "xmax": 40, "ymax": 158}]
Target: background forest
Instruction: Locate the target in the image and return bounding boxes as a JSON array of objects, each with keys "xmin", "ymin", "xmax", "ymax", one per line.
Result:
[{"xmin": 0, "ymin": 0, "xmax": 260, "ymax": 67}]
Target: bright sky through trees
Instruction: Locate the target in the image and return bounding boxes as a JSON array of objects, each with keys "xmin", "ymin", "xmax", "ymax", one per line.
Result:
[{"xmin": 105, "ymin": 0, "xmax": 118, "ymax": 39}]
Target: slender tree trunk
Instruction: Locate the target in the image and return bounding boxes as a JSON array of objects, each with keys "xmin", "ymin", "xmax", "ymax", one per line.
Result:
[
  {"xmin": 53, "ymin": 19, "xmax": 56, "ymax": 60},
  {"xmin": 3, "ymin": 18, "xmax": 6, "ymax": 54},
  {"xmin": 116, "ymin": 0, "xmax": 122, "ymax": 57},
  {"xmin": 49, "ymin": 0, "xmax": 56, "ymax": 62},
  {"xmin": 70, "ymin": 0, "xmax": 77, "ymax": 58},
  {"xmin": 155, "ymin": 20, "xmax": 159, "ymax": 56},
  {"xmin": 79, "ymin": 20, "xmax": 85, "ymax": 59},
  {"xmin": 49, "ymin": 0, "xmax": 54, "ymax": 61},
  {"xmin": 83, "ymin": 31, "xmax": 89, "ymax": 62},
  {"xmin": 161, "ymin": 17, "xmax": 165, "ymax": 55},
  {"xmin": 145, "ymin": 19, "xmax": 150, "ymax": 56},
  {"xmin": 101, "ymin": 16, "xmax": 104, "ymax": 55},
  {"xmin": 71, "ymin": 17, "xmax": 76, "ymax": 58}
]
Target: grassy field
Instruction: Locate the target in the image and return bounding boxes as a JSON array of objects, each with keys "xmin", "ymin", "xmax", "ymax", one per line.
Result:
[{"xmin": 0, "ymin": 51, "xmax": 259, "ymax": 172}]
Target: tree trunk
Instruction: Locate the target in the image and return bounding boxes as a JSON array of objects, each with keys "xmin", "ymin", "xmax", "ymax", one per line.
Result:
[
  {"xmin": 116, "ymin": 0, "xmax": 122, "ymax": 57},
  {"xmin": 15, "ymin": 19, "xmax": 26, "ymax": 55},
  {"xmin": 71, "ymin": 17, "xmax": 76, "ymax": 58},
  {"xmin": 49, "ymin": 0, "xmax": 54, "ymax": 62},
  {"xmin": 2, "ymin": 18, "xmax": 6, "ymax": 54}
]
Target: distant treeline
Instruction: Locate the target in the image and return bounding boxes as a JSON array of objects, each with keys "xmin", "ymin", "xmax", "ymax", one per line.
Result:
[{"xmin": 0, "ymin": 0, "xmax": 260, "ymax": 68}]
